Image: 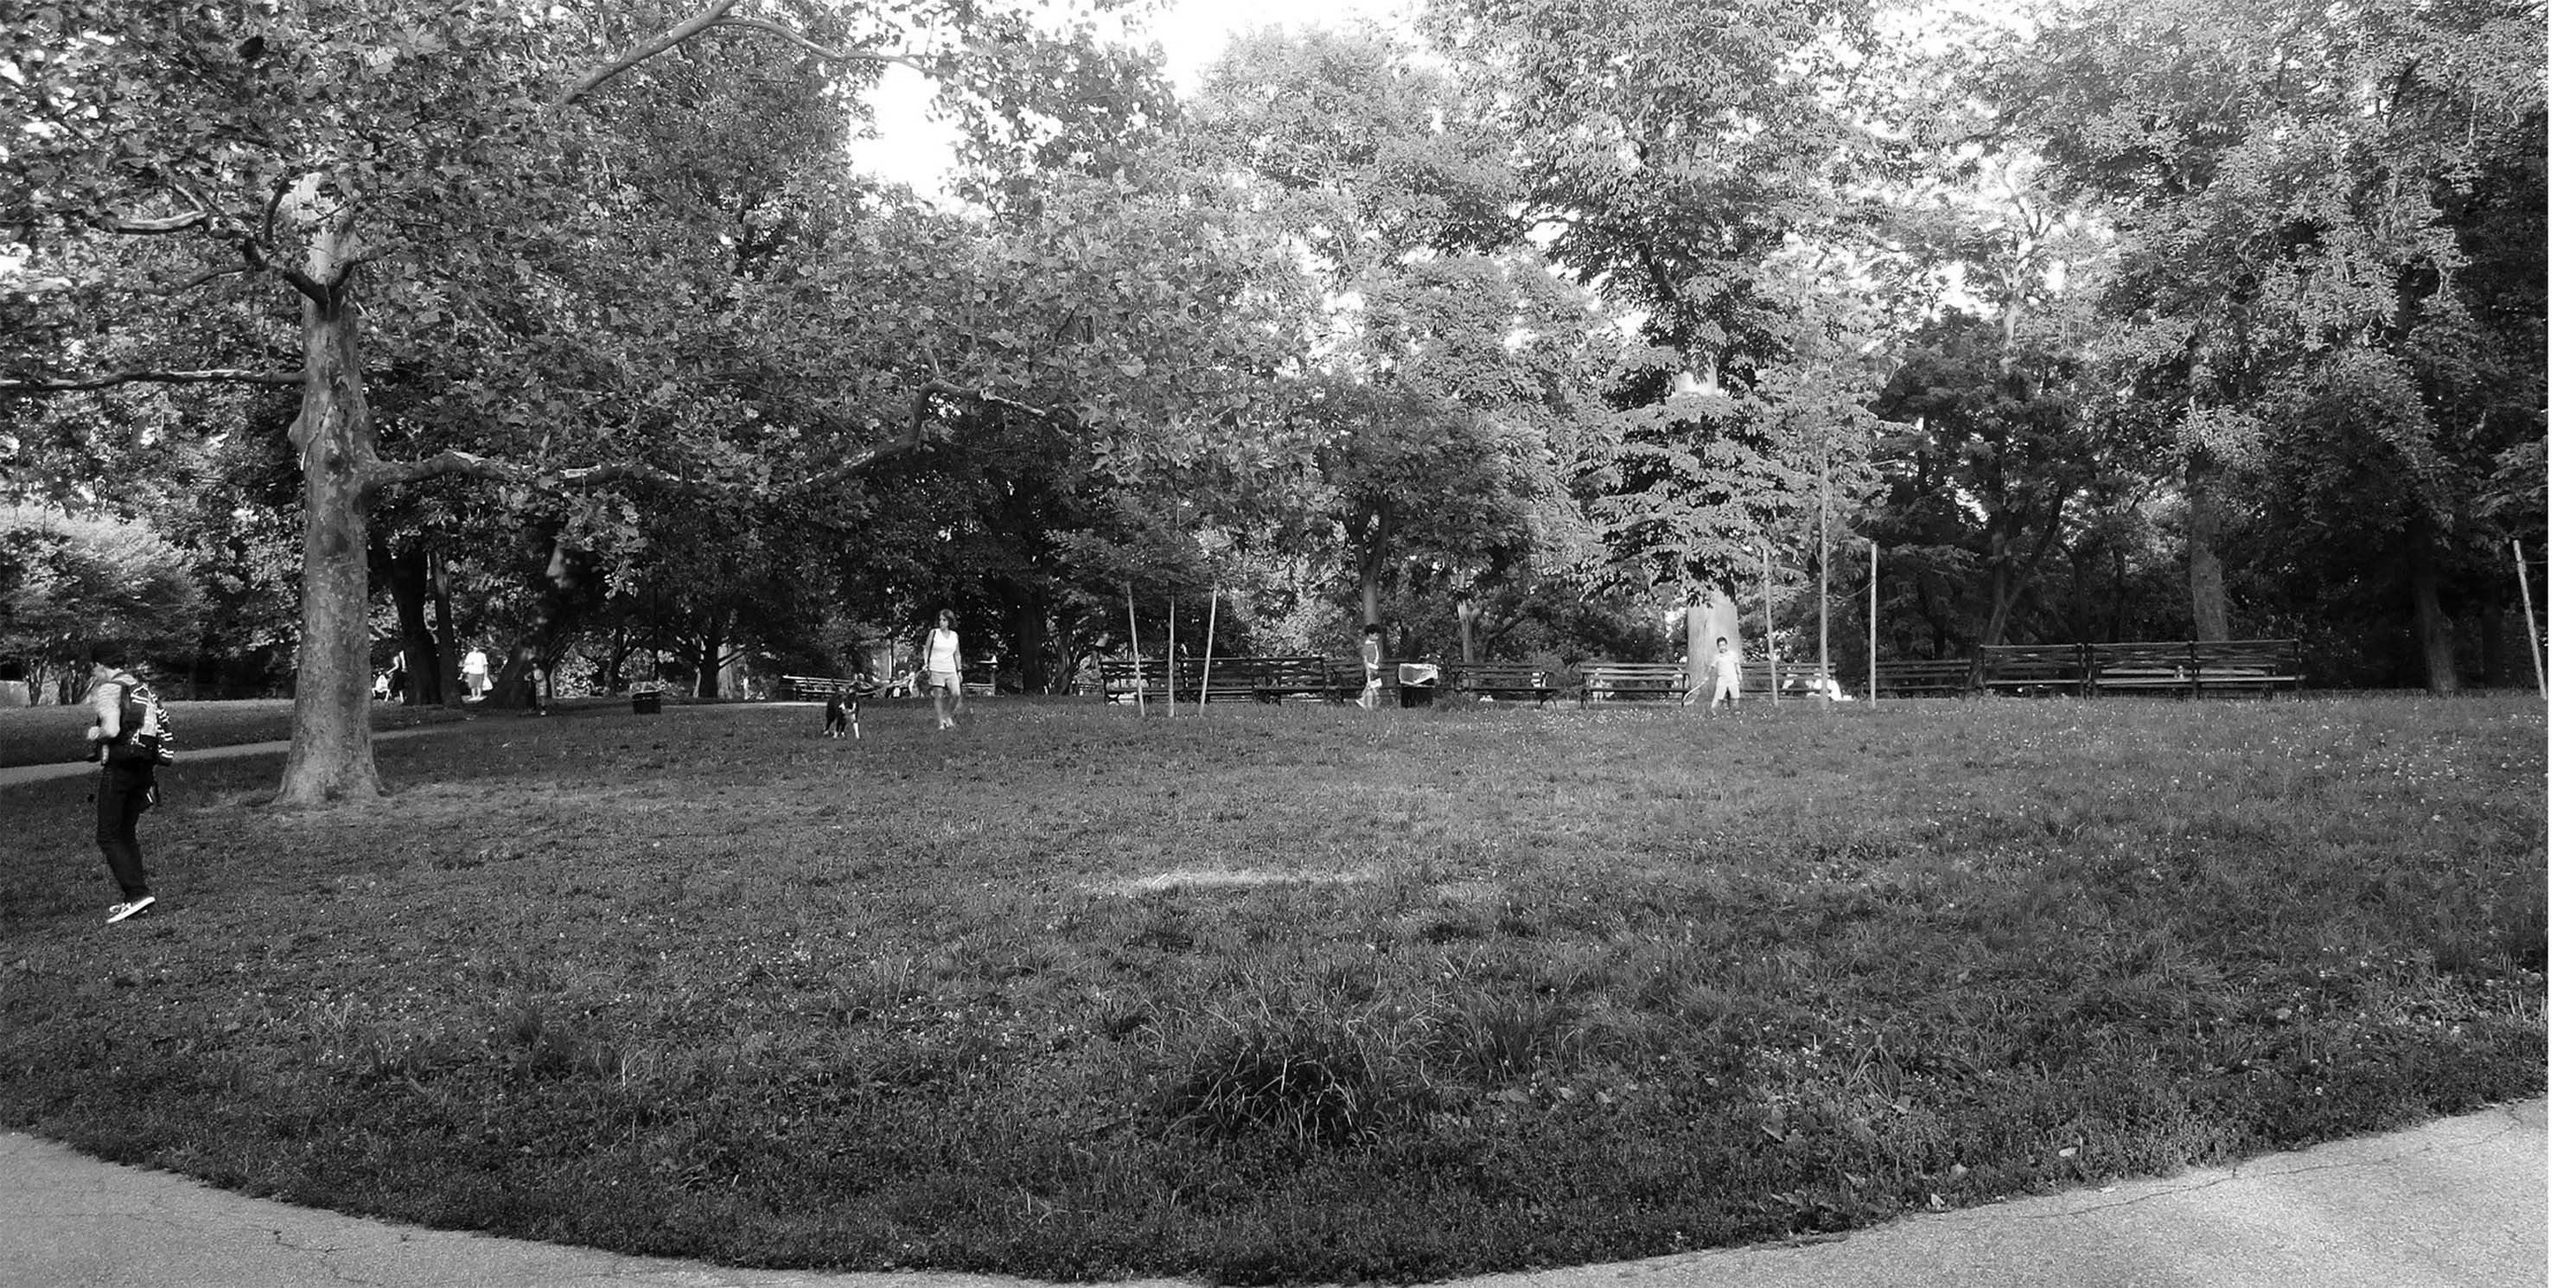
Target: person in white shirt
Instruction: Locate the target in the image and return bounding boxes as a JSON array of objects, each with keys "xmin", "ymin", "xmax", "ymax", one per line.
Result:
[
  {"xmin": 924, "ymin": 609, "xmax": 963, "ymax": 730},
  {"xmin": 462, "ymin": 647, "xmax": 489, "ymax": 699},
  {"xmin": 1709, "ymin": 635, "xmax": 1744, "ymax": 711}
]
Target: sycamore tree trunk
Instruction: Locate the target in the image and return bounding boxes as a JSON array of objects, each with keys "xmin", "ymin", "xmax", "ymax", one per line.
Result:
[
  {"xmin": 1356, "ymin": 514, "xmax": 1387, "ymax": 628},
  {"xmin": 430, "ymin": 545, "xmax": 462, "ymax": 709},
  {"xmin": 1683, "ymin": 593, "xmax": 1742, "ymax": 709},
  {"xmin": 276, "ymin": 284, "xmax": 385, "ymax": 807},
  {"xmin": 2184, "ymin": 458, "xmax": 2232, "ymax": 643},
  {"xmin": 386, "ymin": 544, "xmax": 445, "ymax": 705},
  {"xmin": 2408, "ymin": 519, "xmax": 2462, "ymax": 695}
]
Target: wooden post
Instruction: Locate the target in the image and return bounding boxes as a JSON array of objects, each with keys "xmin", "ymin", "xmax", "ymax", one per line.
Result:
[
  {"xmin": 1201, "ymin": 577, "xmax": 1219, "ymax": 707},
  {"xmin": 2515, "ymin": 539, "xmax": 2545, "ymax": 698},
  {"xmin": 1166, "ymin": 599, "xmax": 1176, "ymax": 719},
  {"xmin": 1125, "ymin": 582, "xmax": 1145, "ymax": 717},
  {"xmin": 1869, "ymin": 541, "xmax": 1879, "ymax": 709},
  {"xmin": 1763, "ymin": 543, "xmax": 1778, "ymax": 705},
  {"xmin": 1818, "ymin": 447, "xmax": 1830, "ymax": 698}
]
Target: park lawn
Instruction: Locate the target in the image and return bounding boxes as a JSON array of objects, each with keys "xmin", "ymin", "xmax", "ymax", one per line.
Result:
[
  {"xmin": 0, "ymin": 697, "xmax": 469, "ymax": 769},
  {"xmin": 0, "ymin": 693, "xmax": 2544, "ymax": 1283}
]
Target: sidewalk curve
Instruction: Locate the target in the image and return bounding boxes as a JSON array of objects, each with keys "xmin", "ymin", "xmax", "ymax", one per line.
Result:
[{"xmin": 0, "ymin": 1099, "xmax": 2541, "ymax": 1288}]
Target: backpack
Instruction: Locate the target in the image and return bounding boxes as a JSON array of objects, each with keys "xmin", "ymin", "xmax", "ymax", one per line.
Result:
[{"xmin": 102, "ymin": 677, "xmax": 177, "ymax": 767}]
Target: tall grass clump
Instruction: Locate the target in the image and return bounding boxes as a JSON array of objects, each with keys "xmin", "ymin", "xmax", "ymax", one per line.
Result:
[{"xmin": 0, "ymin": 692, "xmax": 2543, "ymax": 1281}]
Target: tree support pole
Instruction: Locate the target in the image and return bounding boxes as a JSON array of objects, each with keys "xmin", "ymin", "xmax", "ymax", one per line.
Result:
[
  {"xmin": 1201, "ymin": 577, "xmax": 1219, "ymax": 707},
  {"xmin": 1818, "ymin": 449, "xmax": 1830, "ymax": 698},
  {"xmin": 2515, "ymin": 539, "xmax": 2545, "ymax": 698},
  {"xmin": 1869, "ymin": 541, "xmax": 1879, "ymax": 710},
  {"xmin": 1125, "ymin": 583, "xmax": 1145, "ymax": 718},
  {"xmin": 1763, "ymin": 543, "xmax": 1778, "ymax": 705},
  {"xmin": 1166, "ymin": 599, "xmax": 1176, "ymax": 720}
]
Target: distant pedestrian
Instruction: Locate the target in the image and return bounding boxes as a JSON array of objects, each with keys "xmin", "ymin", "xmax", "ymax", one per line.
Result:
[
  {"xmin": 462, "ymin": 647, "xmax": 489, "ymax": 699},
  {"xmin": 83, "ymin": 657, "xmax": 171, "ymax": 924},
  {"xmin": 924, "ymin": 609, "xmax": 964, "ymax": 730}
]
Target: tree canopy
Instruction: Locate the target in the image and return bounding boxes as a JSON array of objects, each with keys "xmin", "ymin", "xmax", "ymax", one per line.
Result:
[{"xmin": 1, "ymin": 0, "xmax": 2543, "ymax": 774}]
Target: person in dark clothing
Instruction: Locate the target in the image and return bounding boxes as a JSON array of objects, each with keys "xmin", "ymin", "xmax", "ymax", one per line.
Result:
[{"xmin": 84, "ymin": 659, "xmax": 166, "ymax": 924}]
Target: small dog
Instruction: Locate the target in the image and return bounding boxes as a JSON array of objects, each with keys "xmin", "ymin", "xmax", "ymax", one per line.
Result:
[{"xmin": 820, "ymin": 689, "xmax": 856, "ymax": 738}]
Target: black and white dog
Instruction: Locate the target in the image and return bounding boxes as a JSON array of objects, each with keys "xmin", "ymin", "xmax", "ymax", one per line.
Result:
[{"xmin": 820, "ymin": 688, "xmax": 856, "ymax": 738}]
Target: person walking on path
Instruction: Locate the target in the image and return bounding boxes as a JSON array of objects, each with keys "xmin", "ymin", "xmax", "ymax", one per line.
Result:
[
  {"xmin": 924, "ymin": 609, "xmax": 965, "ymax": 730},
  {"xmin": 83, "ymin": 658, "xmax": 169, "ymax": 924},
  {"xmin": 461, "ymin": 647, "xmax": 489, "ymax": 699}
]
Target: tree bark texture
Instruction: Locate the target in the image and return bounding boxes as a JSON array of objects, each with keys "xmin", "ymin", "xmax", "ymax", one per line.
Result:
[
  {"xmin": 2184, "ymin": 458, "xmax": 2232, "ymax": 642},
  {"xmin": 275, "ymin": 293, "xmax": 386, "ymax": 806},
  {"xmin": 1683, "ymin": 593, "xmax": 1741, "ymax": 709},
  {"xmin": 2408, "ymin": 520, "xmax": 2461, "ymax": 695}
]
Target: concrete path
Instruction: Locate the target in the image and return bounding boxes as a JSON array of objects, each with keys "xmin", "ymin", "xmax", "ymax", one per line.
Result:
[{"xmin": 0, "ymin": 1100, "xmax": 2541, "ymax": 1288}]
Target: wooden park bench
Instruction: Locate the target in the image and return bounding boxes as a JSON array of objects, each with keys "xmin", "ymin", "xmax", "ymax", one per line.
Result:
[
  {"xmin": 1739, "ymin": 658, "xmax": 1829, "ymax": 699},
  {"xmin": 1579, "ymin": 660, "xmax": 1687, "ymax": 704},
  {"xmin": 1974, "ymin": 643, "xmax": 2091, "ymax": 696},
  {"xmin": 1101, "ymin": 655, "xmax": 1353, "ymax": 705},
  {"xmin": 777, "ymin": 673, "xmax": 847, "ymax": 702},
  {"xmin": 1100, "ymin": 656, "xmax": 1175, "ymax": 704},
  {"xmin": 2171, "ymin": 639, "xmax": 2304, "ymax": 698},
  {"xmin": 1451, "ymin": 661, "xmax": 1567, "ymax": 705},
  {"xmin": 1867, "ymin": 658, "xmax": 1973, "ymax": 698},
  {"xmin": 2087, "ymin": 641, "xmax": 2200, "ymax": 697}
]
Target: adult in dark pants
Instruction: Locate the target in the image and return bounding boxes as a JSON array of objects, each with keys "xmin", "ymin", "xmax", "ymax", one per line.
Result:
[{"xmin": 84, "ymin": 659, "xmax": 165, "ymax": 924}]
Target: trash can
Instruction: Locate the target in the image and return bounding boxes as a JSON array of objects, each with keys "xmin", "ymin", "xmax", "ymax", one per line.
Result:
[
  {"xmin": 1398, "ymin": 662, "xmax": 1439, "ymax": 708},
  {"xmin": 631, "ymin": 688, "xmax": 662, "ymax": 714}
]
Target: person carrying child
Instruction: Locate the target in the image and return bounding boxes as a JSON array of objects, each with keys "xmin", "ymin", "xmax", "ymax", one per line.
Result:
[{"xmin": 83, "ymin": 656, "xmax": 174, "ymax": 924}]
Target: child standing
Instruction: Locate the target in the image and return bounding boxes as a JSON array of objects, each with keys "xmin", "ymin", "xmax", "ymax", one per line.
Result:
[{"xmin": 1708, "ymin": 636, "xmax": 1744, "ymax": 711}]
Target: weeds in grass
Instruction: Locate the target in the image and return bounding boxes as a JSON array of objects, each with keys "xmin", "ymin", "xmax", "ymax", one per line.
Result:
[{"xmin": 0, "ymin": 694, "xmax": 2544, "ymax": 1282}]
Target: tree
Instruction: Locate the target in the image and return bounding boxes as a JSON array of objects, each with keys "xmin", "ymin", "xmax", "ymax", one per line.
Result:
[
  {"xmin": 0, "ymin": 507, "xmax": 204, "ymax": 701},
  {"xmin": 1425, "ymin": 0, "xmax": 1894, "ymax": 688},
  {"xmin": 3, "ymin": 1, "xmax": 1168, "ymax": 801},
  {"xmin": 1996, "ymin": 0, "xmax": 2545, "ymax": 687}
]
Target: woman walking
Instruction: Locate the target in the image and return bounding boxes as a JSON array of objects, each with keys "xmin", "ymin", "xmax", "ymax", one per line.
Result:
[{"xmin": 924, "ymin": 609, "xmax": 965, "ymax": 730}]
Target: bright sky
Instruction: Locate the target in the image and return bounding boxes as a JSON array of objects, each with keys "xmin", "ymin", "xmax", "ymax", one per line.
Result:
[{"xmin": 849, "ymin": 0, "xmax": 1405, "ymax": 194}]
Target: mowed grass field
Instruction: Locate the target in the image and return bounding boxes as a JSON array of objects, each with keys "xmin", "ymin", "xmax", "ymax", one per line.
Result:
[{"xmin": 0, "ymin": 693, "xmax": 2545, "ymax": 1282}]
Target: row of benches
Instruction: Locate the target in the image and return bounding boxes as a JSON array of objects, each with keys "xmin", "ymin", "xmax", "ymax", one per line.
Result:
[
  {"xmin": 1554, "ymin": 641, "xmax": 2303, "ymax": 702},
  {"xmin": 1098, "ymin": 655, "xmax": 1380, "ymax": 704},
  {"xmin": 777, "ymin": 669, "xmax": 997, "ymax": 702},
  {"xmin": 779, "ymin": 639, "xmax": 2302, "ymax": 707}
]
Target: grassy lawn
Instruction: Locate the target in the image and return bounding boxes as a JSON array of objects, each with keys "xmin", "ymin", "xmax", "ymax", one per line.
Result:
[
  {"xmin": 0, "ymin": 697, "xmax": 469, "ymax": 769},
  {"xmin": 0, "ymin": 693, "xmax": 2543, "ymax": 1282}
]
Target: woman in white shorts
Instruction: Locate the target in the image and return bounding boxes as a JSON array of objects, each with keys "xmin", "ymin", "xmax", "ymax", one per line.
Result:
[{"xmin": 924, "ymin": 609, "xmax": 963, "ymax": 730}]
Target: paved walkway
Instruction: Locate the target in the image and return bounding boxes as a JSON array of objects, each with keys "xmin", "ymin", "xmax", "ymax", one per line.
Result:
[{"xmin": 0, "ymin": 1100, "xmax": 2541, "ymax": 1288}]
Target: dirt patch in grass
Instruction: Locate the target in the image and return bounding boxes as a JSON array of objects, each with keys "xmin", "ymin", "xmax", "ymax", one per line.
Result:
[{"xmin": 0, "ymin": 695, "xmax": 2545, "ymax": 1282}]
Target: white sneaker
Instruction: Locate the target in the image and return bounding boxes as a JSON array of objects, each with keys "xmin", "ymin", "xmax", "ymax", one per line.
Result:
[{"xmin": 106, "ymin": 896, "xmax": 156, "ymax": 924}]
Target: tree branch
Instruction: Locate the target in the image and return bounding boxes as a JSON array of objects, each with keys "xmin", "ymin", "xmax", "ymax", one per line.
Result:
[
  {"xmin": 240, "ymin": 239, "xmax": 330, "ymax": 306},
  {"xmin": 362, "ymin": 449, "xmax": 701, "ymax": 493},
  {"xmin": 711, "ymin": 16, "xmax": 931, "ymax": 73},
  {"xmin": 0, "ymin": 368, "xmax": 303, "ymax": 393},
  {"xmin": 92, "ymin": 212, "xmax": 211, "ymax": 236},
  {"xmin": 159, "ymin": 263, "xmax": 258, "ymax": 296},
  {"xmin": 556, "ymin": 0, "xmax": 743, "ymax": 107}
]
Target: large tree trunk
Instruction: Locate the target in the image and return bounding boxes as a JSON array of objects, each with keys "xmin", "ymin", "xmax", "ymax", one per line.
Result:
[
  {"xmin": 1011, "ymin": 585, "xmax": 1049, "ymax": 693},
  {"xmin": 275, "ymin": 290, "xmax": 385, "ymax": 807},
  {"xmin": 1356, "ymin": 515, "xmax": 1387, "ymax": 628},
  {"xmin": 386, "ymin": 544, "xmax": 445, "ymax": 705},
  {"xmin": 430, "ymin": 543, "xmax": 462, "ymax": 709},
  {"xmin": 2184, "ymin": 459, "xmax": 2232, "ymax": 642},
  {"xmin": 1683, "ymin": 593, "xmax": 1741, "ymax": 709},
  {"xmin": 2408, "ymin": 520, "xmax": 2461, "ymax": 695}
]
